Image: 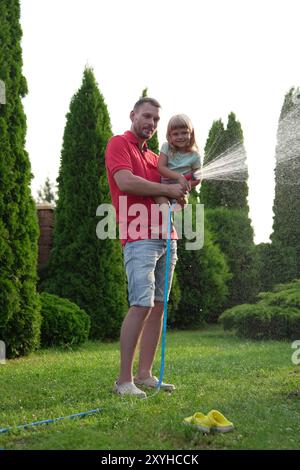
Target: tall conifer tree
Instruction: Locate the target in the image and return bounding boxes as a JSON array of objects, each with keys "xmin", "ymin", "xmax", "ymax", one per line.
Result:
[
  {"xmin": 172, "ymin": 191, "xmax": 231, "ymax": 326},
  {"xmin": 201, "ymin": 114, "xmax": 258, "ymax": 308},
  {"xmin": 44, "ymin": 68, "xmax": 127, "ymax": 339},
  {"xmin": 0, "ymin": 0, "xmax": 41, "ymax": 357},
  {"xmin": 200, "ymin": 119, "xmax": 226, "ymax": 207},
  {"xmin": 270, "ymin": 87, "xmax": 300, "ymax": 281},
  {"xmin": 201, "ymin": 113, "xmax": 248, "ymax": 209}
]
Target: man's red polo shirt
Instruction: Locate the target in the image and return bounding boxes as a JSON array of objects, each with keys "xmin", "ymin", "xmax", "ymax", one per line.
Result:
[{"xmin": 105, "ymin": 131, "xmax": 177, "ymax": 245}]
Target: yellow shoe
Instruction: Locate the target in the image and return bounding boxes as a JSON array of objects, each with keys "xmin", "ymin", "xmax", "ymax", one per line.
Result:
[
  {"xmin": 207, "ymin": 410, "xmax": 234, "ymax": 433},
  {"xmin": 183, "ymin": 412, "xmax": 211, "ymax": 433}
]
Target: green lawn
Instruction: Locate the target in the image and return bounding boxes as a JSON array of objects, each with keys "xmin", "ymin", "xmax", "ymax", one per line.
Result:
[{"xmin": 0, "ymin": 326, "xmax": 300, "ymax": 450}]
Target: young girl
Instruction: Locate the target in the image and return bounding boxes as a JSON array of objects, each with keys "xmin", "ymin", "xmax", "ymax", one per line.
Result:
[{"xmin": 156, "ymin": 114, "xmax": 202, "ymax": 207}]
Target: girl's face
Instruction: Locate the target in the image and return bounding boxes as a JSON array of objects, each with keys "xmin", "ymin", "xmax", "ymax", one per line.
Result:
[{"xmin": 169, "ymin": 127, "xmax": 191, "ymax": 151}]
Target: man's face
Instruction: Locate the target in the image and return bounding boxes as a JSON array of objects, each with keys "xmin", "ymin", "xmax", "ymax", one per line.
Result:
[{"xmin": 130, "ymin": 103, "xmax": 160, "ymax": 141}]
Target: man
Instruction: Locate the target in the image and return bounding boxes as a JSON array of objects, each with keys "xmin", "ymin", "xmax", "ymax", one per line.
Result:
[{"xmin": 105, "ymin": 97, "xmax": 187, "ymax": 397}]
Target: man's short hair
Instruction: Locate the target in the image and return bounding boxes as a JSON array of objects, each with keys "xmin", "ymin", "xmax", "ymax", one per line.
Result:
[{"xmin": 133, "ymin": 97, "xmax": 161, "ymax": 111}]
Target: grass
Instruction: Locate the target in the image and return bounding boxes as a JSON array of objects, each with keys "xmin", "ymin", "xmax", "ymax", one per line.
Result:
[{"xmin": 0, "ymin": 325, "xmax": 300, "ymax": 450}]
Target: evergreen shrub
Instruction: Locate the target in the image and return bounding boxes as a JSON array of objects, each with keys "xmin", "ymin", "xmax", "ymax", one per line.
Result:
[
  {"xmin": 220, "ymin": 280, "xmax": 300, "ymax": 340},
  {"xmin": 40, "ymin": 292, "xmax": 90, "ymax": 347}
]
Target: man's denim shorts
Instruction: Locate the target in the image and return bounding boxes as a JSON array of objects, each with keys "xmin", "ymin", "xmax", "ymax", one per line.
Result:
[{"xmin": 123, "ymin": 239, "xmax": 178, "ymax": 307}]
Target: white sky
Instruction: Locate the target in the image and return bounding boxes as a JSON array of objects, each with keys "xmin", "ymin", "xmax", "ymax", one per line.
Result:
[{"xmin": 20, "ymin": 0, "xmax": 300, "ymax": 244}]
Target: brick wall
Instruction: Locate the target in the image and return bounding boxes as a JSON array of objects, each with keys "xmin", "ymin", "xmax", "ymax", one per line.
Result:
[{"xmin": 36, "ymin": 203, "xmax": 54, "ymax": 270}]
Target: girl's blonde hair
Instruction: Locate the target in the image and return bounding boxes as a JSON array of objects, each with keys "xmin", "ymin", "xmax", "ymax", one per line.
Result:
[{"xmin": 166, "ymin": 114, "xmax": 198, "ymax": 153}]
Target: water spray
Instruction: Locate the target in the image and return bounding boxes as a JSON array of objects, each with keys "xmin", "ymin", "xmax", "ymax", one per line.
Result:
[{"xmin": 193, "ymin": 142, "xmax": 248, "ymax": 183}]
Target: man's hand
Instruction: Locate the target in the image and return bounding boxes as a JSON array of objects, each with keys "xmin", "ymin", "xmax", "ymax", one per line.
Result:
[
  {"xmin": 165, "ymin": 183, "xmax": 187, "ymax": 200},
  {"xmin": 177, "ymin": 175, "xmax": 191, "ymax": 191}
]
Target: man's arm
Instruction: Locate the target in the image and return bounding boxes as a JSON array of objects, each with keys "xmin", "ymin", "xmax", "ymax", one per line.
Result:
[{"xmin": 113, "ymin": 169, "xmax": 186, "ymax": 200}]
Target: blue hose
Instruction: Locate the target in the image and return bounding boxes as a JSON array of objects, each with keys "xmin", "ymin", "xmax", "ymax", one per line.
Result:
[
  {"xmin": 156, "ymin": 202, "xmax": 174, "ymax": 389},
  {"xmin": 0, "ymin": 408, "xmax": 101, "ymax": 434}
]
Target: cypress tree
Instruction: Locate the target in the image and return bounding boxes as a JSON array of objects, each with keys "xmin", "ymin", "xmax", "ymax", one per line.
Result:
[
  {"xmin": 206, "ymin": 207, "xmax": 259, "ymax": 308},
  {"xmin": 43, "ymin": 68, "xmax": 127, "ymax": 339},
  {"xmin": 270, "ymin": 87, "xmax": 300, "ymax": 281},
  {"xmin": 256, "ymin": 242, "xmax": 297, "ymax": 293},
  {"xmin": 141, "ymin": 88, "xmax": 160, "ymax": 154},
  {"xmin": 201, "ymin": 114, "xmax": 258, "ymax": 308},
  {"xmin": 170, "ymin": 191, "xmax": 231, "ymax": 327},
  {"xmin": 200, "ymin": 119, "xmax": 226, "ymax": 208},
  {"xmin": 223, "ymin": 112, "xmax": 249, "ymax": 209},
  {"xmin": 201, "ymin": 113, "xmax": 248, "ymax": 209},
  {"xmin": 0, "ymin": 0, "xmax": 41, "ymax": 357}
]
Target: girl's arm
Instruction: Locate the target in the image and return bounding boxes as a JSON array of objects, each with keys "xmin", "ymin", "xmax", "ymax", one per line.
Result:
[
  {"xmin": 158, "ymin": 152, "xmax": 191, "ymax": 191},
  {"xmin": 157, "ymin": 152, "xmax": 180, "ymax": 180}
]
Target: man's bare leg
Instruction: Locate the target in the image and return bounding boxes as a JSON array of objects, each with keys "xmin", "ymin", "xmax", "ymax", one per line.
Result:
[
  {"xmin": 118, "ymin": 305, "xmax": 150, "ymax": 384},
  {"xmin": 136, "ymin": 301, "xmax": 164, "ymax": 380}
]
